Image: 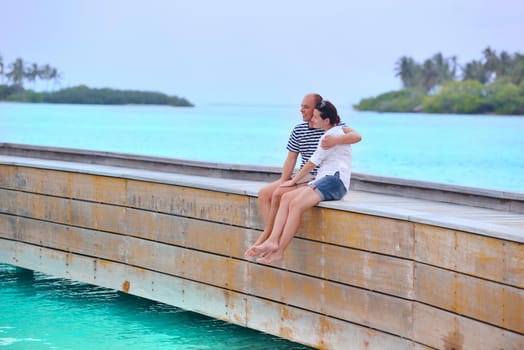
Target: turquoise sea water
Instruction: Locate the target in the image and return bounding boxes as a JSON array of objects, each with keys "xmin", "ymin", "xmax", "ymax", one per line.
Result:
[
  {"xmin": 0, "ymin": 264, "xmax": 312, "ymax": 349},
  {"xmin": 1, "ymin": 102, "xmax": 523, "ymax": 192},
  {"xmin": 1, "ymin": 103, "xmax": 523, "ymax": 348}
]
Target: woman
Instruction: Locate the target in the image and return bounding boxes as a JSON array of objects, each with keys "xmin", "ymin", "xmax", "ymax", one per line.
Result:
[{"xmin": 246, "ymin": 100, "xmax": 359, "ymax": 264}]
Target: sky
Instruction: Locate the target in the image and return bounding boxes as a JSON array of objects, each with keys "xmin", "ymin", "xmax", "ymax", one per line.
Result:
[{"xmin": 1, "ymin": 0, "xmax": 523, "ymax": 107}]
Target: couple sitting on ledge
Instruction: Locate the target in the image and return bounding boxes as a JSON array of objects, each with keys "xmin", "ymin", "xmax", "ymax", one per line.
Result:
[{"xmin": 245, "ymin": 93, "xmax": 362, "ymax": 264}]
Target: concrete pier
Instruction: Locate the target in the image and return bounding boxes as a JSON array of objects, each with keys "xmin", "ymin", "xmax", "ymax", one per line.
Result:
[{"xmin": 0, "ymin": 144, "xmax": 523, "ymax": 350}]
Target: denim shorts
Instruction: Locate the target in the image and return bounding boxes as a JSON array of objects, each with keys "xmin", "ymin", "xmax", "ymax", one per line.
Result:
[{"xmin": 308, "ymin": 171, "xmax": 347, "ymax": 201}]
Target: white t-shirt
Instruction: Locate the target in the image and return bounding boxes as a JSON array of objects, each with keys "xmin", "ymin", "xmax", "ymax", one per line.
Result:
[{"xmin": 308, "ymin": 125, "xmax": 352, "ymax": 190}]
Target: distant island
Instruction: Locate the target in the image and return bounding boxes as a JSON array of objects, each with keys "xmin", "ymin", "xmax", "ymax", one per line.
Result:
[
  {"xmin": 0, "ymin": 54, "xmax": 193, "ymax": 107},
  {"xmin": 0, "ymin": 85, "xmax": 194, "ymax": 107},
  {"xmin": 354, "ymin": 47, "xmax": 524, "ymax": 115}
]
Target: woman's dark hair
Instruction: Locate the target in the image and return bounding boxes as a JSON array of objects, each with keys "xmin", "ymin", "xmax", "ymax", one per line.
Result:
[{"xmin": 315, "ymin": 99, "xmax": 340, "ymax": 125}]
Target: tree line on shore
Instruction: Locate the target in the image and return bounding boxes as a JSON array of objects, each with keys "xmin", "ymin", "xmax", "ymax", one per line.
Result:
[
  {"xmin": 0, "ymin": 53, "xmax": 193, "ymax": 107},
  {"xmin": 354, "ymin": 47, "xmax": 524, "ymax": 115}
]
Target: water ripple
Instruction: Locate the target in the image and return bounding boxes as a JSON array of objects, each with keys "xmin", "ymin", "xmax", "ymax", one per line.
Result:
[{"xmin": 0, "ymin": 264, "xmax": 312, "ymax": 350}]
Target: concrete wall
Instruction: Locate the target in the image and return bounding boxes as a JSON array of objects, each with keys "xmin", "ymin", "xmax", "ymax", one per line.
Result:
[{"xmin": 1, "ymin": 159, "xmax": 523, "ymax": 349}]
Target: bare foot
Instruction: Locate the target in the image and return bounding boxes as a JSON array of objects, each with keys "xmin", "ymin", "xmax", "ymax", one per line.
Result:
[
  {"xmin": 245, "ymin": 230, "xmax": 272, "ymax": 258},
  {"xmin": 244, "ymin": 245, "xmax": 261, "ymax": 258},
  {"xmin": 256, "ymin": 251, "xmax": 284, "ymax": 264},
  {"xmin": 245, "ymin": 241, "xmax": 278, "ymax": 258}
]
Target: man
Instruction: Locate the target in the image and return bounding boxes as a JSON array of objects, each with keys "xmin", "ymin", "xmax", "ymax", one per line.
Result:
[{"xmin": 245, "ymin": 93, "xmax": 362, "ymax": 257}]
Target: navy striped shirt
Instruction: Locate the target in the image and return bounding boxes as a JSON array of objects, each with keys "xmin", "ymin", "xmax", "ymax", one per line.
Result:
[{"xmin": 287, "ymin": 123, "xmax": 324, "ymax": 175}]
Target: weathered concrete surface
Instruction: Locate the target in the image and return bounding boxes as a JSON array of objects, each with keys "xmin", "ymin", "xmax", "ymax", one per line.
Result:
[{"xmin": 0, "ymin": 152, "xmax": 523, "ymax": 350}]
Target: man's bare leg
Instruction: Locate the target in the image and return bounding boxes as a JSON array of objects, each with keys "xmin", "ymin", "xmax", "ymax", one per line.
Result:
[
  {"xmin": 245, "ymin": 183, "xmax": 298, "ymax": 257},
  {"xmin": 248, "ymin": 189, "xmax": 295, "ymax": 258},
  {"xmin": 257, "ymin": 179, "xmax": 283, "ymax": 225},
  {"xmin": 245, "ymin": 180, "xmax": 282, "ymax": 257},
  {"xmin": 257, "ymin": 187, "xmax": 321, "ymax": 264}
]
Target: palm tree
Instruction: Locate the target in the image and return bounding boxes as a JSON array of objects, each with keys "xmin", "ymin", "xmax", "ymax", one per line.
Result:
[
  {"xmin": 430, "ymin": 53, "xmax": 457, "ymax": 86},
  {"xmin": 482, "ymin": 46, "xmax": 499, "ymax": 81},
  {"xmin": 38, "ymin": 64, "xmax": 61, "ymax": 90},
  {"xmin": 49, "ymin": 67, "xmax": 62, "ymax": 90},
  {"xmin": 498, "ymin": 51, "xmax": 513, "ymax": 77},
  {"xmin": 395, "ymin": 53, "xmax": 458, "ymax": 93},
  {"xmin": 5, "ymin": 57, "xmax": 26, "ymax": 87},
  {"xmin": 0, "ymin": 53, "xmax": 4, "ymax": 84},
  {"xmin": 395, "ymin": 56, "xmax": 419, "ymax": 89},
  {"xmin": 38, "ymin": 64, "xmax": 50, "ymax": 79},
  {"xmin": 462, "ymin": 60, "xmax": 490, "ymax": 84},
  {"xmin": 442, "ymin": 55, "xmax": 458, "ymax": 82},
  {"xmin": 510, "ymin": 53, "xmax": 524, "ymax": 85},
  {"xmin": 25, "ymin": 63, "xmax": 40, "ymax": 88},
  {"xmin": 420, "ymin": 58, "xmax": 439, "ymax": 93}
]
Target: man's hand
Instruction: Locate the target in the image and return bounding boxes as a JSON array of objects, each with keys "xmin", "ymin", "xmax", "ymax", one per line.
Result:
[
  {"xmin": 280, "ymin": 179, "xmax": 296, "ymax": 187},
  {"xmin": 321, "ymin": 135, "xmax": 338, "ymax": 149},
  {"xmin": 322, "ymin": 127, "xmax": 362, "ymax": 149}
]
